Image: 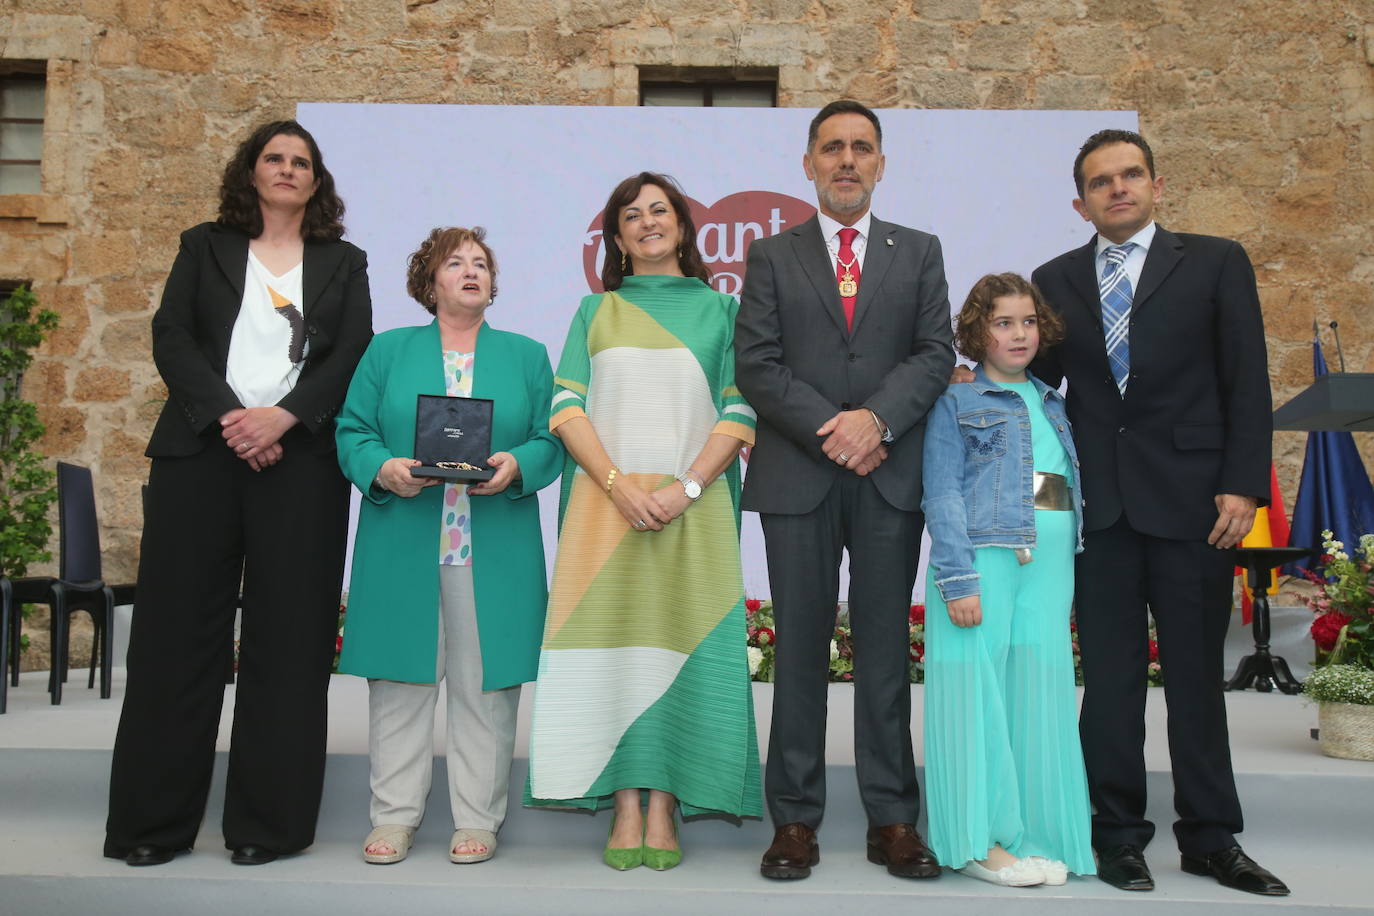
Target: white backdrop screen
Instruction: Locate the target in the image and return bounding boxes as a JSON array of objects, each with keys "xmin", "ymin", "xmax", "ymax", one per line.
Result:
[{"xmin": 299, "ymin": 104, "xmax": 1138, "ymax": 600}]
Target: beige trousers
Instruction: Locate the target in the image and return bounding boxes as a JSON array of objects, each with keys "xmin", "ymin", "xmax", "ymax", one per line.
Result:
[{"xmin": 367, "ymin": 564, "xmax": 521, "ymax": 830}]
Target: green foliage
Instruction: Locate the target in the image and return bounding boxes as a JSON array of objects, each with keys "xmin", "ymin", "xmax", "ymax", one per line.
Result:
[
  {"xmin": 0, "ymin": 285, "xmax": 60, "ymax": 578},
  {"xmin": 1303, "ymin": 663, "xmax": 1374, "ymax": 706}
]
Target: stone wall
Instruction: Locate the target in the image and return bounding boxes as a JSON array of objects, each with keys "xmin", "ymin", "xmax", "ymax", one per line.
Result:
[{"xmin": 2, "ymin": 0, "xmax": 1372, "ymax": 580}]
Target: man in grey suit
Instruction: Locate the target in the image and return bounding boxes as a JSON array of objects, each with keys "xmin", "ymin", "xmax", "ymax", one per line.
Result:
[{"xmin": 735, "ymin": 100, "xmax": 954, "ymax": 880}]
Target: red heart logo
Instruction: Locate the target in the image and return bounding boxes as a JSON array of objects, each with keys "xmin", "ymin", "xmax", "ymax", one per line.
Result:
[{"xmin": 583, "ymin": 191, "xmax": 816, "ymax": 297}]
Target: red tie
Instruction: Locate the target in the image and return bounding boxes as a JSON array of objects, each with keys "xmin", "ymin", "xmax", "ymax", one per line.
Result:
[{"xmin": 836, "ymin": 227, "xmax": 861, "ymax": 330}]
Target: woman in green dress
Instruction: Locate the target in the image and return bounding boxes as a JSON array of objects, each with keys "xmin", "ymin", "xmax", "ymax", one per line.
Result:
[
  {"xmin": 336, "ymin": 227, "xmax": 563, "ymax": 866},
  {"xmin": 526, "ymin": 172, "xmax": 762, "ymax": 870}
]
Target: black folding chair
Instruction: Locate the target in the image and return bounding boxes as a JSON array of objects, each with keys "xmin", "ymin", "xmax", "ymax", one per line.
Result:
[{"xmin": 1, "ymin": 576, "xmax": 12, "ymax": 713}]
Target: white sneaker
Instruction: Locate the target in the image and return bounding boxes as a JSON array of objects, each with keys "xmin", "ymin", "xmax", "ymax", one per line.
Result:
[
  {"xmin": 960, "ymin": 857, "xmax": 1046, "ymax": 887},
  {"xmin": 1025, "ymin": 856, "xmax": 1068, "ymax": 885}
]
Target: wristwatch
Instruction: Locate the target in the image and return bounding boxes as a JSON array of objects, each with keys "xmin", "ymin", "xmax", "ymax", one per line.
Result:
[{"xmin": 677, "ymin": 473, "xmax": 702, "ymax": 501}]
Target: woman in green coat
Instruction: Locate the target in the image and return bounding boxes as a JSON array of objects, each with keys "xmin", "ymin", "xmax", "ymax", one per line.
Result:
[{"xmin": 335, "ymin": 227, "xmax": 562, "ymax": 866}]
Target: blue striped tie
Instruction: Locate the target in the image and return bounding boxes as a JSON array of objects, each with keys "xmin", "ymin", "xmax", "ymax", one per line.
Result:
[{"xmin": 1099, "ymin": 243, "xmax": 1135, "ymax": 395}]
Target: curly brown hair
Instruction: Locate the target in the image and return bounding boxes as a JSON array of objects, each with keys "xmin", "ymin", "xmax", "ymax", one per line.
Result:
[
  {"xmin": 953, "ymin": 272, "xmax": 1065, "ymax": 364},
  {"xmin": 405, "ymin": 227, "xmax": 498, "ymax": 315},
  {"xmin": 599, "ymin": 172, "xmax": 711, "ymax": 291},
  {"xmin": 217, "ymin": 120, "xmax": 345, "ymax": 242}
]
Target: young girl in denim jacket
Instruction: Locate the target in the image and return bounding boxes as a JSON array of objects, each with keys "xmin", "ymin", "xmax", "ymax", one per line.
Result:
[{"xmin": 920, "ymin": 273, "xmax": 1094, "ymax": 887}]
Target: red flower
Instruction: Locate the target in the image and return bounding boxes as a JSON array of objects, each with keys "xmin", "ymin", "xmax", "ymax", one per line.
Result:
[
  {"xmin": 909, "ymin": 604, "xmax": 925, "ymax": 624},
  {"xmin": 1147, "ymin": 639, "xmax": 1159, "ymax": 662},
  {"xmin": 745, "ymin": 598, "xmax": 762, "ymax": 613},
  {"xmin": 757, "ymin": 627, "xmax": 775, "ymax": 646},
  {"xmin": 1311, "ymin": 611, "xmax": 1352, "ymax": 652},
  {"xmin": 335, "ymin": 636, "xmax": 343, "ymax": 653}
]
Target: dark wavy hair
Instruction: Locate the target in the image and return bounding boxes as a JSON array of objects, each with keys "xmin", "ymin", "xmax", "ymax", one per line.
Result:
[
  {"xmin": 599, "ymin": 172, "xmax": 710, "ymax": 291},
  {"xmin": 1073, "ymin": 128, "xmax": 1155, "ymax": 198},
  {"xmin": 954, "ymin": 272, "xmax": 1065, "ymax": 364},
  {"xmin": 405, "ymin": 226, "xmax": 499, "ymax": 315},
  {"xmin": 217, "ymin": 120, "xmax": 345, "ymax": 242}
]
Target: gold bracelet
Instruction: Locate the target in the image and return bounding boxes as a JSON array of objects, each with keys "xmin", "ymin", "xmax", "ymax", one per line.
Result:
[{"xmin": 605, "ymin": 465, "xmax": 620, "ymax": 493}]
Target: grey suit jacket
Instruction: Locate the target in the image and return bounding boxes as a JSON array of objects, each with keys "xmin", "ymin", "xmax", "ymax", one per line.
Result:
[{"xmin": 734, "ymin": 214, "xmax": 954, "ymax": 515}]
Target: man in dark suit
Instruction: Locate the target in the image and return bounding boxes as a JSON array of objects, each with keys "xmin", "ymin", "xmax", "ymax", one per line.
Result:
[
  {"xmin": 1031, "ymin": 129, "xmax": 1288, "ymax": 896},
  {"xmin": 735, "ymin": 100, "xmax": 953, "ymax": 881}
]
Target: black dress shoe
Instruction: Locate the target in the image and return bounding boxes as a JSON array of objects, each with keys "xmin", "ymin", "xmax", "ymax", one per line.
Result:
[
  {"xmin": 230, "ymin": 845, "xmax": 279, "ymax": 866},
  {"xmin": 125, "ymin": 845, "xmax": 185, "ymax": 867},
  {"xmin": 1181, "ymin": 846, "xmax": 1290, "ymax": 896},
  {"xmin": 1096, "ymin": 844, "xmax": 1154, "ymax": 891},
  {"xmin": 761, "ymin": 823, "xmax": 819, "ymax": 880}
]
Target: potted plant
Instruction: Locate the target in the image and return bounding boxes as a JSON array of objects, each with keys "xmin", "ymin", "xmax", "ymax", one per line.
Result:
[{"xmin": 1301, "ymin": 530, "xmax": 1374, "ymax": 760}]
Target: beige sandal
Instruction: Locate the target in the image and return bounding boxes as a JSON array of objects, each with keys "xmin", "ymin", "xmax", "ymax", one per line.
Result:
[
  {"xmin": 449, "ymin": 827, "xmax": 496, "ymax": 864},
  {"xmin": 362, "ymin": 824, "xmax": 415, "ymax": 864}
]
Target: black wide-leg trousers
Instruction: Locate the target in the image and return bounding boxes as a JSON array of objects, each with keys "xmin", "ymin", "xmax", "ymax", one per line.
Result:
[{"xmin": 104, "ymin": 430, "xmax": 349, "ymax": 857}]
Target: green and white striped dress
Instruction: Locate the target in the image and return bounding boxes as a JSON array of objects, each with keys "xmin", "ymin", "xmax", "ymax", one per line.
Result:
[{"xmin": 526, "ymin": 274, "xmax": 762, "ymax": 818}]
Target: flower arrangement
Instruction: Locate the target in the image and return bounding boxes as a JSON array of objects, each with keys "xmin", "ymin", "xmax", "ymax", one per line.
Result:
[
  {"xmin": 744, "ymin": 599, "xmax": 926, "ymax": 684},
  {"xmin": 332, "ymin": 595, "xmax": 347, "ymax": 673},
  {"xmin": 745, "ymin": 598, "xmax": 1162, "ymax": 687},
  {"xmin": 1301, "ymin": 530, "xmax": 1374, "ymax": 705}
]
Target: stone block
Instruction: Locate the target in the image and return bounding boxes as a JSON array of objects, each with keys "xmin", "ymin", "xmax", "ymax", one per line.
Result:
[
  {"xmin": 41, "ymin": 284, "xmax": 89, "ymax": 359},
  {"xmin": 826, "ymin": 24, "xmax": 882, "ymax": 72},
  {"xmin": 904, "ymin": 68, "xmax": 979, "ymax": 108},
  {"xmin": 74, "ymin": 366, "xmax": 132, "ymax": 402},
  {"xmin": 21, "ymin": 360, "xmax": 67, "ymax": 406},
  {"xmin": 99, "ymin": 429, "xmax": 148, "ymax": 480},
  {"xmin": 138, "ymin": 35, "xmax": 215, "ymax": 73},
  {"xmin": 475, "ymin": 28, "xmax": 531, "ymax": 57},
  {"xmin": 37, "ymin": 404, "xmax": 86, "ymax": 455},
  {"xmin": 1052, "ymin": 25, "xmax": 1133, "ymax": 75},
  {"xmin": 746, "ymin": 0, "xmax": 809, "ymax": 18},
  {"xmin": 966, "ymin": 23, "xmax": 1035, "ymax": 71},
  {"xmin": 264, "ymin": 0, "xmax": 337, "ymax": 38},
  {"xmin": 893, "ymin": 21, "xmax": 957, "ymax": 69},
  {"xmin": 3, "ymin": 13, "xmax": 87, "ymax": 60},
  {"xmin": 652, "ymin": 0, "xmax": 739, "ymax": 18},
  {"xmin": 72, "ymin": 232, "xmax": 139, "ymax": 281},
  {"xmin": 1034, "ymin": 73, "xmax": 1109, "ymax": 109},
  {"xmin": 566, "ymin": 0, "xmax": 642, "ymax": 33},
  {"xmin": 100, "ymin": 318, "xmax": 152, "ymax": 363},
  {"xmin": 914, "ymin": 0, "xmax": 981, "ymax": 20},
  {"xmin": 94, "ymin": 28, "xmax": 137, "ymax": 66}
]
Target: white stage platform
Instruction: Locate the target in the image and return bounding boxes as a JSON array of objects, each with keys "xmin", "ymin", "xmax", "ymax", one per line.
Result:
[{"xmin": 2, "ymin": 669, "xmax": 1371, "ymax": 916}]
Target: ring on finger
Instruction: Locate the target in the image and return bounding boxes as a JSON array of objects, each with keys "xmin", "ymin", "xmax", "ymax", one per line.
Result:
[
  {"xmin": 633, "ymin": 520, "xmax": 646, "ymax": 529},
  {"xmin": 838, "ymin": 453, "xmax": 849, "ymax": 463}
]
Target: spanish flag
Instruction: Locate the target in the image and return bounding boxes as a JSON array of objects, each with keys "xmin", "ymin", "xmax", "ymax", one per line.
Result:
[{"xmin": 1236, "ymin": 466, "xmax": 1291, "ymax": 624}]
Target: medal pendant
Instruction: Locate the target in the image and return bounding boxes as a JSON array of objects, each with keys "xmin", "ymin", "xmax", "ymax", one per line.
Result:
[{"xmin": 838, "ymin": 274, "xmax": 857, "ymax": 298}]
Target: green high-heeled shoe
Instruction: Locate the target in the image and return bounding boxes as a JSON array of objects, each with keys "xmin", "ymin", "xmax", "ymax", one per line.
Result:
[
  {"xmin": 642, "ymin": 814, "xmax": 682, "ymax": 871},
  {"xmin": 603, "ymin": 814, "xmax": 644, "ymax": 870}
]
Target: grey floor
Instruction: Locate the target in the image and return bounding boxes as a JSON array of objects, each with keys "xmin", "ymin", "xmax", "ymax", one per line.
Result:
[{"xmin": 2, "ymin": 665, "xmax": 1371, "ymax": 916}]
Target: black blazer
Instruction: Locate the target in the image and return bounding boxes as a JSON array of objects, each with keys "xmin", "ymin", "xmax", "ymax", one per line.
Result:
[
  {"xmin": 735, "ymin": 214, "xmax": 954, "ymax": 515},
  {"xmin": 1030, "ymin": 226, "xmax": 1271, "ymax": 540},
  {"xmin": 145, "ymin": 222, "xmax": 374, "ymax": 458}
]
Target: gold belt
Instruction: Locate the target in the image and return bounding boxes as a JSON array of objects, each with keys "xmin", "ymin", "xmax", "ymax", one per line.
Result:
[{"xmin": 1033, "ymin": 471, "xmax": 1072, "ymax": 511}]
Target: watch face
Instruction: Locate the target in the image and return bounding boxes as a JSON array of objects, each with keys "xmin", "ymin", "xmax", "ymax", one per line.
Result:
[{"xmin": 681, "ymin": 477, "xmax": 702, "ymax": 499}]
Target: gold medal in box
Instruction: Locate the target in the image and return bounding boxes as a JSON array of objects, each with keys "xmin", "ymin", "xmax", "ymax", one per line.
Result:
[{"xmin": 410, "ymin": 394, "xmax": 495, "ymax": 482}]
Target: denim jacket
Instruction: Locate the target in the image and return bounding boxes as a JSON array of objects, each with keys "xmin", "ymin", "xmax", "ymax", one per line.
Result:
[{"xmin": 921, "ymin": 366, "xmax": 1084, "ymax": 602}]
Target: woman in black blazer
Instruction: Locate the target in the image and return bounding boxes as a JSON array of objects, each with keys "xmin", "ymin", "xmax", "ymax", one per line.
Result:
[{"xmin": 104, "ymin": 120, "xmax": 373, "ymax": 866}]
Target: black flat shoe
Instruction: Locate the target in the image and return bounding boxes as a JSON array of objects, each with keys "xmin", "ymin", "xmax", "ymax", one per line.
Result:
[
  {"xmin": 125, "ymin": 845, "xmax": 185, "ymax": 867},
  {"xmin": 1096, "ymin": 844, "xmax": 1154, "ymax": 891},
  {"xmin": 230, "ymin": 845, "xmax": 279, "ymax": 866},
  {"xmin": 1181, "ymin": 846, "xmax": 1290, "ymax": 896}
]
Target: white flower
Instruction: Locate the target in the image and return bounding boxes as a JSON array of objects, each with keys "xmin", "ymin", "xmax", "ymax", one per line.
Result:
[
  {"xmin": 1331, "ymin": 540, "xmax": 1345, "ymax": 552},
  {"xmin": 747, "ymin": 646, "xmax": 763, "ymax": 676},
  {"xmin": 1322, "ymin": 529, "xmax": 1334, "ymax": 541},
  {"xmin": 829, "ymin": 640, "xmax": 840, "ymax": 662}
]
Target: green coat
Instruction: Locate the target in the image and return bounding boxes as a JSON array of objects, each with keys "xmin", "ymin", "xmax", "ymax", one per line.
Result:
[{"xmin": 335, "ymin": 320, "xmax": 563, "ymax": 688}]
